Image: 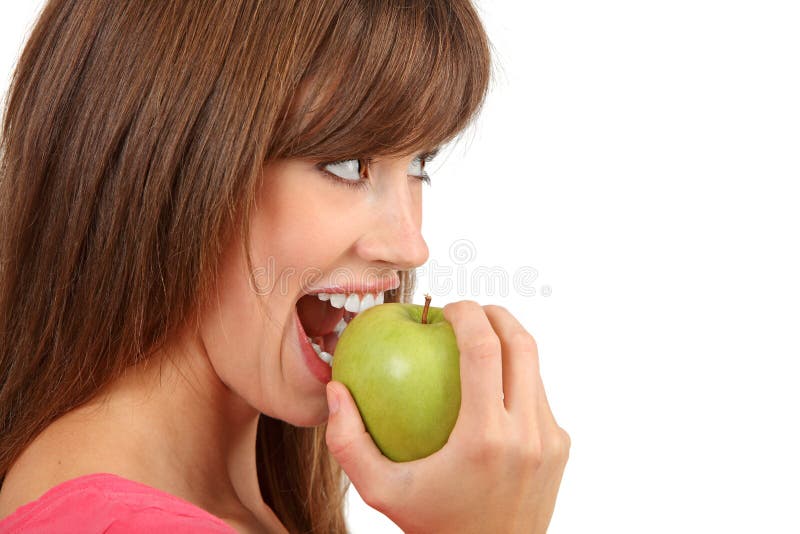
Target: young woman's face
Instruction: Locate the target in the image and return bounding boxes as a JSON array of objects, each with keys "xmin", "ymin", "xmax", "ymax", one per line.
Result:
[{"xmin": 200, "ymin": 154, "xmax": 430, "ymax": 426}]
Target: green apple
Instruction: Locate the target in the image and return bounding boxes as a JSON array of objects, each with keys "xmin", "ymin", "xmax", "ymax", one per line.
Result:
[{"xmin": 331, "ymin": 296, "xmax": 461, "ymax": 462}]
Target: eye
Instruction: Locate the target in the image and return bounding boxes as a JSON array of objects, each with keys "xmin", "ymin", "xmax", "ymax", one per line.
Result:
[
  {"xmin": 408, "ymin": 150, "xmax": 438, "ymax": 185},
  {"xmin": 322, "ymin": 159, "xmax": 365, "ymax": 182},
  {"xmin": 407, "ymin": 156, "xmax": 425, "ymax": 178}
]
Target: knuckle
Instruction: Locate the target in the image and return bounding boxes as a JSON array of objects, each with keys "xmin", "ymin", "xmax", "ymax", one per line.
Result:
[
  {"xmin": 444, "ymin": 299, "xmax": 480, "ymax": 319},
  {"xmin": 465, "ymin": 432, "xmax": 506, "ymax": 466},
  {"xmin": 482, "ymin": 303, "xmax": 509, "ymax": 315},
  {"xmin": 463, "ymin": 335, "xmax": 501, "ymax": 360},
  {"xmin": 557, "ymin": 427, "xmax": 572, "ymax": 456},
  {"xmin": 509, "ymin": 330, "xmax": 538, "ymax": 353},
  {"xmin": 543, "ymin": 427, "xmax": 571, "ymax": 462},
  {"xmin": 517, "ymin": 436, "xmax": 544, "ymax": 468}
]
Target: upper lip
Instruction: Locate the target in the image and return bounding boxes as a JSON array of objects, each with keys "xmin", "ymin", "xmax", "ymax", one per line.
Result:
[{"xmin": 302, "ymin": 276, "xmax": 400, "ymax": 296}]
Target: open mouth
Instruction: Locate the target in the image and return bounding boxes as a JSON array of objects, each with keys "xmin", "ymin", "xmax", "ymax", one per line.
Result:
[{"xmin": 295, "ymin": 290, "xmax": 385, "ymax": 366}]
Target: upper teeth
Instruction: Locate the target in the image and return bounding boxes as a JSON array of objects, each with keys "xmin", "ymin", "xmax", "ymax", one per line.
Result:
[{"xmin": 318, "ymin": 291, "xmax": 384, "ymax": 312}]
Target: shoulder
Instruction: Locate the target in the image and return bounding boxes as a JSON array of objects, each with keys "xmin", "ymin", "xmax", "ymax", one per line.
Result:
[{"xmin": 0, "ymin": 473, "xmax": 235, "ymax": 533}]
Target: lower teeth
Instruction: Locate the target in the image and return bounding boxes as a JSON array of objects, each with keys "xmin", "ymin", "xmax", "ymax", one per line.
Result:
[
  {"xmin": 302, "ymin": 307, "xmax": 357, "ymax": 368},
  {"xmin": 334, "ymin": 318, "xmax": 347, "ymax": 336},
  {"xmin": 308, "ymin": 336, "xmax": 333, "ymax": 366}
]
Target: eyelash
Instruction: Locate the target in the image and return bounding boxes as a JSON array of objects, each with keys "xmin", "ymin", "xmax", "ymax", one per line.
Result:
[
  {"xmin": 317, "ymin": 158, "xmax": 372, "ymax": 191},
  {"xmin": 317, "ymin": 154, "xmax": 435, "ymax": 190}
]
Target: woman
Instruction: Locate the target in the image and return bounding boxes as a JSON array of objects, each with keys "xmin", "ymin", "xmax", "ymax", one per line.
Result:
[{"xmin": 0, "ymin": 1, "xmax": 570, "ymax": 532}]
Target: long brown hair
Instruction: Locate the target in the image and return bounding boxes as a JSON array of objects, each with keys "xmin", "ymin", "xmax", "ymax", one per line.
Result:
[{"xmin": 0, "ymin": 1, "xmax": 490, "ymax": 532}]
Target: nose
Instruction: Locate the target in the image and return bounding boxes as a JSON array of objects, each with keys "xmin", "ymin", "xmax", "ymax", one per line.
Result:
[{"xmin": 354, "ymin": 177, "xmax": 429, "ymax": 271}]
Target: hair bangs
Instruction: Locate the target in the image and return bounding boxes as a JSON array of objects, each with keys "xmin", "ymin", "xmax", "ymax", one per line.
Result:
[{"xmin": 275, "ymin": 0, "xmax": 491, "ymax": 161}]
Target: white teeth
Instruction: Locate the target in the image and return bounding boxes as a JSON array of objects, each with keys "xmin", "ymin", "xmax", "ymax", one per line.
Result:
[
  {"xmin": 301, "ymin": 289, "xmax": 389, "ymax": 367},
  {"xmin": 344, "ymin": 293, "xmax": 360, "ymax": 313},
  {"xmin": 329, "ymin": 294, "xmax": 346, "ymax": 308},
  {"xmin": 321, "ymin": 290, "xmax": 386, "ymax": 312},
  {"xmin": 306, "ymin": 336, "xmax": 333, "ymax": 367},
  {"xmin": 334, "ymin": 318, "xmax": 347, "ymax": 336},
  {"xmin": 359, "ymin": 293, "xmax": 375, "ymax": 312}
]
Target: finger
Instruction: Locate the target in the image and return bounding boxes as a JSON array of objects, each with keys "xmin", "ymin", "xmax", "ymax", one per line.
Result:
[
  {"xmin": 325, "ymin": 381, "xmax": 397, "ymax": 508},
  {"xmin": 482, "ymin": 304, "xmax": 539, "ymax": 416},
  {"xmin": 443, "ymin": 301, "xmax": 504, "ymax": 425}
]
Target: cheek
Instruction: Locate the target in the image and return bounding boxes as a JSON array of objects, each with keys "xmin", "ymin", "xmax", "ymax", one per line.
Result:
[
  {"xmin": 200, "ymin": 244, "xmax": 272, "ymax": 390},
  {"xmin": 254, "ymin": 187, "xmax": 365, "ymax": 276}
]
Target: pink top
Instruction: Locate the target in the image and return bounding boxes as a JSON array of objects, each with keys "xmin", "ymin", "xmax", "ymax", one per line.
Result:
[{"xmin": 0, "ymin": 473, "xmax": 236, "ymax": 533}]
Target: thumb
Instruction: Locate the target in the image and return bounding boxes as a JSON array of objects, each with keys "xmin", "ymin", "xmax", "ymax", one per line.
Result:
[{"xmin": 325, "ymin": 381, "xmax": 394, "ymax": 498}]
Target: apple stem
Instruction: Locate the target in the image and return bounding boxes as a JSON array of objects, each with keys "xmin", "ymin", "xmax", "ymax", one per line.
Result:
[{"xmin": 421, "ymin": 293, "xmax": 432, "ymax": 324}]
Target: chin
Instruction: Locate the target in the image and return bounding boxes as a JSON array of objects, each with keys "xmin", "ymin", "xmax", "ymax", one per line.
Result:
[
  {"xmin": 266, "ymin": 393, "xmax": 329, "ymax": 428},
  {"xmin": 296, "ymin": 410, "xmax": 329, "ymax": 428},
  {"xmin": 281, "ymin": 410, "xmax": 328, "ymax": 429}
]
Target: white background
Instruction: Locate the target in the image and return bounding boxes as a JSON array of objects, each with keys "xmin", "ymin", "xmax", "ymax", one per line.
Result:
[{"xmin": 3, "ymin": 1, "xmax": 799, "ymax": 533}]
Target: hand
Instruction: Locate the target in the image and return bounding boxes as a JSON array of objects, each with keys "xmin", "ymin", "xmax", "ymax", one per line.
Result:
[{"xmin": 325, "ymin": 301, "xmax": 570, "ymax": 534}]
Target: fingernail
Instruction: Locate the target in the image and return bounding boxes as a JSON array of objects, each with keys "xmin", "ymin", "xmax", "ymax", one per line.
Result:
[{"xmin": 326, "ymin": 383, "xmax": 339, "ymax": 415}]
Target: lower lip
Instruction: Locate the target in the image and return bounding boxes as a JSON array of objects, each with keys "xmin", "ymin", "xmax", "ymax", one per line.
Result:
[{"xmin": 294, "ymin": 308, "xmax": 332, "ymax": 384}]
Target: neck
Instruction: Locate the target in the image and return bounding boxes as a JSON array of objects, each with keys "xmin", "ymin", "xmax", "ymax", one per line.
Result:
[
  {"xmin": 95, "ymin": 326, "xmax": 268, "ymax": 520},
  {"xmin": 1, "ymin": 325, "xmax": 282, "ymax": 530}
]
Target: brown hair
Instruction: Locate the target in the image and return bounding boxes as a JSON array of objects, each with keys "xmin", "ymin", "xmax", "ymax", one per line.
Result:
[{"xmin": 0, "ymin": 1, "xmax": 490, "ymax": 532}]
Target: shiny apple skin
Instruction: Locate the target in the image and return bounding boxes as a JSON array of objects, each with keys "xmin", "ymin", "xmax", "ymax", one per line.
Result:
[{"xmin": 332, "ymin": 303, "xmax": 461, "ymax": 462}]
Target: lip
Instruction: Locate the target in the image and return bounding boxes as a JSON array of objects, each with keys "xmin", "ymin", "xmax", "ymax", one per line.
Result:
[
  {"xmin": 294, "ymin": 307, "xmax": 333, "ymax": 384},
  {"xmin": 301, "ymin": 276, "xmax": 400, "ymax": 296}
]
